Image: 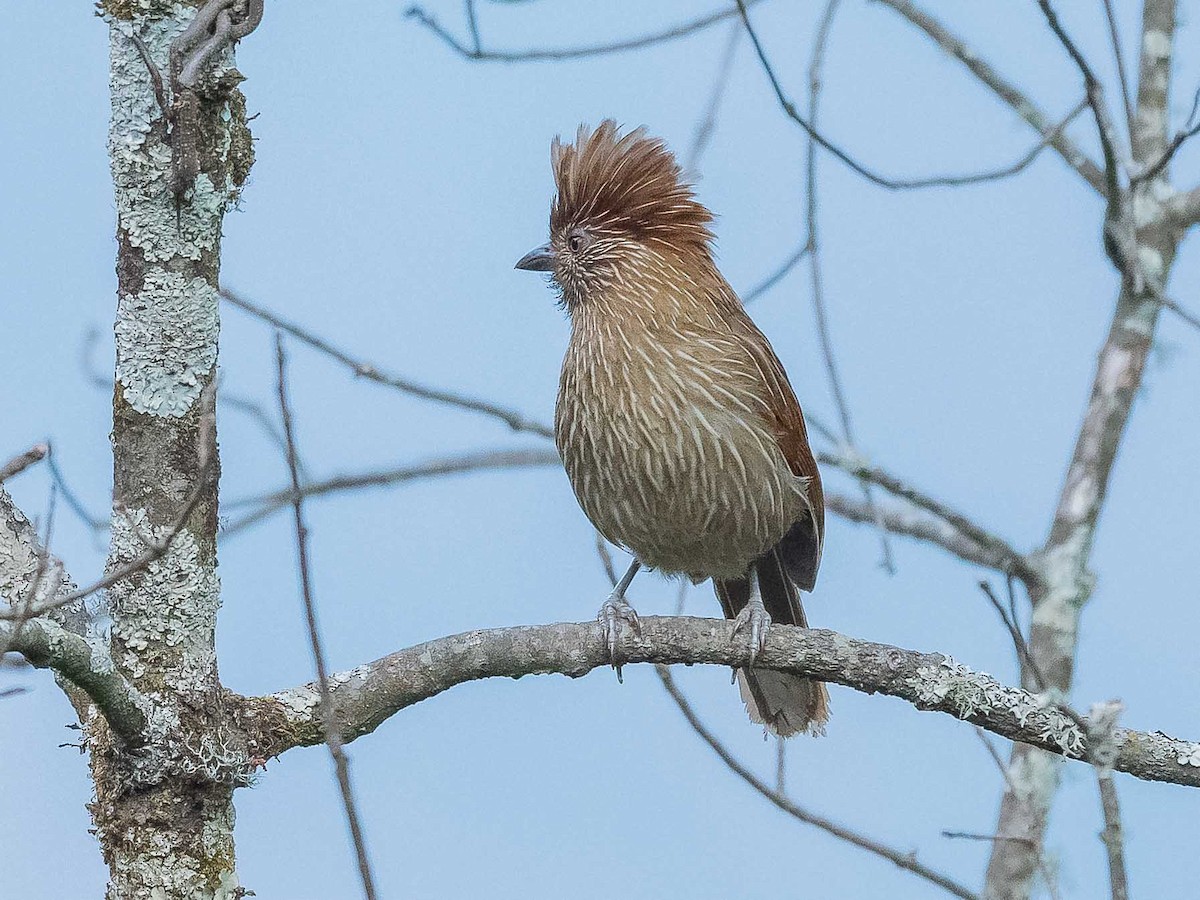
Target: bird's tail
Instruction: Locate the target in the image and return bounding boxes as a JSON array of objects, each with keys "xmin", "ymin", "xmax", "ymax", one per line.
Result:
[{"xmin": 714, "ymin": 549, "xmax": 830, "ymax": 737}]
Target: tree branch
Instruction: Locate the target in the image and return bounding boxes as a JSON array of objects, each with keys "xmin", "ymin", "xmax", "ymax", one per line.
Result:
[
  {"xmin": 0, "ymin": 444, "xmax": 49, "ymax": 483},
  {"xmin": 0, "ymin": 487, "xmax": 89, "ymax": 635},
  {"xmin": 871, "ymin": 0, "xmax": 1107, "ymax": 195},
  {"xmin": 275, "ymin": 336, "xmax": 379, "ymax": 900},
  {"xmin": 221, "ymin": 448, "xmax": 560, "ymax": 536},
  {"xmin": 405, "ymin": 1, "xmax": 762, "ymax": 62},
  {"xmin": 1165, "ymin": 184, "xmax": 1200, "ymax": 228},
  {"xmin": 737, "ymin": 1, "xmax": 1086, "ymax": 194},
  {"xmin": 656, "ymin": 665, "xmax": 979, "ymax": 900},
  {"xmin": 253, "ymin": 617, "xmax": 1200, "ymax": 788},
  {"xmin": 0, "ymin": 618, "xmax": 147, "ymax": 741},
  {"xmin": 221, "ymin": 288, "xmax": 554, "ymax": 438},
  {"xmin": 803, "ymin": 0, "xmax": 894, "ymax": 573},
  {"xmin": 826, "ymin": 492, "xmax": 1023, "ymax": 575},
  {"xmin": 821, "ymin": 456, "xmax": 1034, "ymax": 582}
]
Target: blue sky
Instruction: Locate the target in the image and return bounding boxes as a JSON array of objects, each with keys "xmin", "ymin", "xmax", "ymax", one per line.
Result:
[{"xmin": 3, "ymin": 2, "xmax": 1199, "ymax": 897}]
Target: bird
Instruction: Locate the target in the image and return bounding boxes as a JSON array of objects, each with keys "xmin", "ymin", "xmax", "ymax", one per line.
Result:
[{"xmin": 516, "ymin": 121, "xmax": 829, "ymax": 737}]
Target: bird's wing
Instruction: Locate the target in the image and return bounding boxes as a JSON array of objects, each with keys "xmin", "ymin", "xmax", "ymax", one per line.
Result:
[{"xmin": 721, "ymin": 293, "xmax": 825, "ymax": 589}]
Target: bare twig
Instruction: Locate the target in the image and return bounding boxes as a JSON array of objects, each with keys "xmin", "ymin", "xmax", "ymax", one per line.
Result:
[
  {"xmin": 406, "ymin": 1, "xmax": 762, "ymax": 62},
  {"xmin": 736, "ymin": 1, "xmax": 1085, "ymax": 192},
  {"xmin": 275, "ymin": 335, "xmax": 378, "ymax": 900},
  {"xmin": 804, "ymin": 0, "xmax": 894, "ymax": 574},
  {"xmin": 872, "ymin": 0, "xmax": 1107, "ymax": 195},
  {"xmin": 685, "ymin": 22, "xmax": 741, "ymax": 173},
  {"xmin": 1, "ymin": 386, "xmax": 219, "ymax": 622},
  {"xmin": 221, "ymin": 448, "xmax": 559, "ymax": 536},
  {"xmin": 741, "ymin": 239, "xmax": 811, "ymax": 305},
  {"xmin": 223, "ymin": 288, "xmax": 553, "ymax": 438},
  {"xmin": 45, "ymin": 450, "xmax": 107, "ymax": 533},
  {"xmin": 0, "ymin": 444, "xmax": 48, "ymax": 483},
  {"xmin": 1133, "ymin": 82, "xmax": 1200, "ymax": 184},
  {"xmin": 1101, "ymin": 0, "xmax": 1136, "ymax": 139},
  {"xmin": 1165, "ymin": 183, "xmax": 1200, "ymax": 228},
  {"xmin": 822, "ymin": 456, "xmax": 1034, "ymax": 583},
  {"xmin": 828, "ymin": 493, "xmax": 1024, "ymax": 574},
  {"xmin": 657, "ymin": 666, "xmax": 979, "ymax": 900},
  {"xmin": 942, "ymin": 831, "xmax": 1034, "ymax": 846},
  {"xmin": 464, "ymin": 0, "xmax": 481, "ymax": 54},
  {"xmin": 1087, "ymin": 701, "xmax": 1129, "ymax": 900}
]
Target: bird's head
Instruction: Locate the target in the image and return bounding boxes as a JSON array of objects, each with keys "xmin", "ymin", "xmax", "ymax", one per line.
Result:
[{"xmin": 516, "ymin": 120, "xmax": 715, "ymax": 313}]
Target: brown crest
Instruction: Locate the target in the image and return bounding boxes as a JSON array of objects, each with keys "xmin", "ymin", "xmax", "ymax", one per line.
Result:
[{"xmin": 550, "ymin": 120, "xmax": 714, "ymax": 251}]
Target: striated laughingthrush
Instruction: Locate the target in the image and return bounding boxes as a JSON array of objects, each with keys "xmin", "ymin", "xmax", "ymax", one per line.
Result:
[{"xmin": 517, "ymin": 121, "xmax": 829, "ymax": 736}]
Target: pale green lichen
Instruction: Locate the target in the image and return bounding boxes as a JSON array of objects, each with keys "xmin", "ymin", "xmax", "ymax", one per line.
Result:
[
  {"xmin": 107, "ymin": 507, "xmax": 220, "ymax": 690},
  {"xmin": 108, "ymin": 13, "xmax": 241, "ymax": 264},
  {"xmin": 1174, "ymin": 741, "xmax": 1200, "ymax": 767},
  {"xmin": 911, "ymin": 656, "xmax": 1085, "ymax": 755},
  {"xmin": 115, "ymin": 269, "xmax": 219, "ymax": 416}
]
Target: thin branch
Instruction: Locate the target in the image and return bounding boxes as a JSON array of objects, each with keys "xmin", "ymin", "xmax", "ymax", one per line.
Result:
[
  {"xmin": 741, "ymin": 239, "xmax": 811, "ymax": 305},
  {"xmin": 974, "ymin": 727, "xmax": 1064, "ymax": 900},
  {"xmin": 1085, "ymin": 700, "xmax": 1129, "ymax": 900},
  {"xmin": 821, "ymin": 455, "xmax": 1035, "ymax": 583},
  {"xmin": 827, "ymin": 492, "xmax": 1023, "ymax": 574},
  {"xmin": 1133, "ymin": 82, "xmax": 1200, "ymax": 184},
  {"xmin": 222, "ymin": 288, "xmax": 553, "ymax": 438},
  {"xmin": 1035, "ymin": 1, "xmax": 1124, "ymax": 205},
  {"xmin": 1, "ymin": 384, "xmax": 217, "ymax": 621},
  {"xmin": 0, "ymin": 618, "xmax": 146, "ymax": 741},
  {"xmin": 804, "ymin": 0, "xmax": 894, "ymax": 574},
  {"xmin": 255, "ymin": 616, "xmax": 1200, "ymax": 789},
  {"xmin": 3, "ymin": 476, "xmax": 209, "ymax": 620},
  {"xmin": 942, "ymin": 831, "xmax": 1034, "ymax": 846},
  {"xmin": 464, "ymin": 0, "xmax": 481, "ymax": 54},
  {"xmin": 45, "ymin": 450, "xmax": 107, "ymax": 533},
  {"xmin": 221, "ymin": 448, "xmax": 559, "ymax": 536},
  {"xmin": 1101, "ymin": 0, "xmax": 1136, "ymax": 140},
  {"xmin": 405, "ymin": 0, "xmax": 762, "ymax": 62},
  {"xmin": 0, "ymin": 444, "xmax": 48, "ymax": 483},
  {"xmin": 275, "ymin": 335, "xmax": 378, "ymax": 900},
  {"xmin": 657, "ymin": 665, "xmax": 979, "ymax": 900},
  {"xmin": 872, "ymin": 0, "xmax": 1107, "ymax": 195},
  {"xmin": 1149, "ymin": 288, "xmax": 1200, "ymax": 332},
  {"xmin": 736, "ymin": 1, "xmax": 1086, "ymax": 192},
  {"xmin": 685, "ymin": 21, "xmax": 741, "ymax": 173}
]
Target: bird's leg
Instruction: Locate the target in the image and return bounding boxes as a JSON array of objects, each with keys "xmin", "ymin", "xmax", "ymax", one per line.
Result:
[
  {"xmin": 731, "ymin": 569, "xmax": 772, "ymax": 669},
  {"xmin": 598, "ymin": 559, "xmax": 642, "ymax": 682}
]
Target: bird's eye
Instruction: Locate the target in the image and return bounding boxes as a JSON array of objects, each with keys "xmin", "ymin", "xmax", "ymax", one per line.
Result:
[{"xmin": 568, "ymin": 231, "xmax": 585, "ymax": 252}]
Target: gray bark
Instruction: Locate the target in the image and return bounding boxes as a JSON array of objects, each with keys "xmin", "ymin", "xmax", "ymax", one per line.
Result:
[
  {"xmin": 89, "ymin": 3, "xmax": 255, "ymax": 897},
  {"xmin": 982, "ymin": 3, "xmax": 1180, "ymax": 898}
]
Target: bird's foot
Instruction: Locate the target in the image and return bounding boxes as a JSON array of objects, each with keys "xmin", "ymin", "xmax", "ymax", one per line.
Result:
[
  {"xmin": 597, "ymin": 594, "xmax": 641, "ymax": 683},
  {"xmin": 731, "ymin": 602, "xmax": 772, "ymax": 668}
]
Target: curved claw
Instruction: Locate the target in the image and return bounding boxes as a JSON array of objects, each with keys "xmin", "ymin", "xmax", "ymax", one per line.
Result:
[
  {"xmin": 597, "ymin": 596, "xmax": 641, "ymax": 683},
  {"xmin": 731, "ymin": 603, "xmax": 772, "ymax": 668}
]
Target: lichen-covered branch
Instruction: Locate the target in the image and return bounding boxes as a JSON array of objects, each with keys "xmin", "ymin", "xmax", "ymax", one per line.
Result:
[
  {"xmin": 1, "ymin": 618, "xmax": 147, "ymax": 740},
  {"xmin": 91, "ymin": 2, "xmax": 258, "ymax": 896},
  {"xmin": 251, "ymin": 617, "xmax": 1200, "ymax": 788},
  {"xmin": 983, "ymin": 4, "xmax": 1182, "ymax": 898},
  {"xmin": 0, "ymin": 487, "xmax": 89, "ymax": 636}
]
